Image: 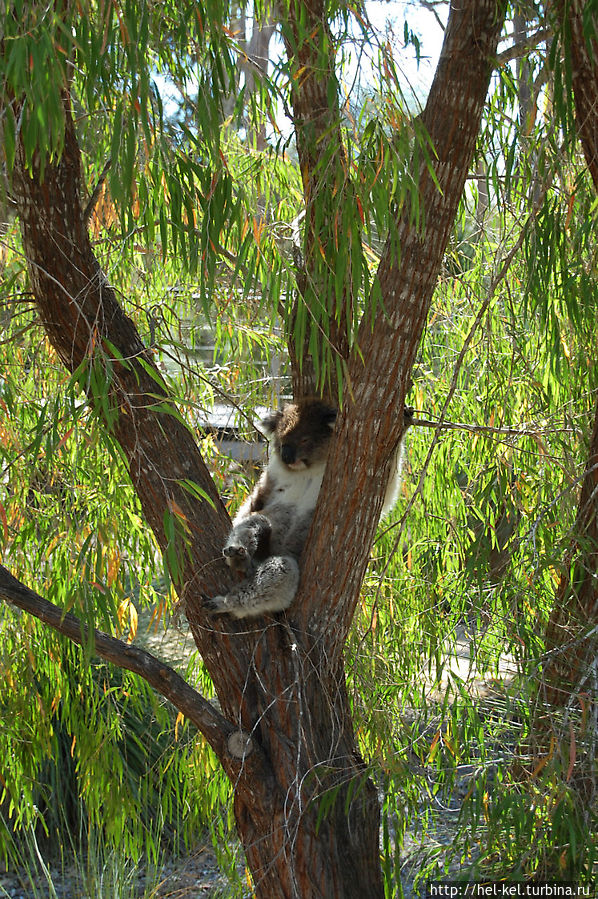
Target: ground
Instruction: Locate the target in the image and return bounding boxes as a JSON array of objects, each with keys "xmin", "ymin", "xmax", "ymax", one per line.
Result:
[{"xmin": 0, "ymin": 844, "xmax": 229, "ymax": 898}]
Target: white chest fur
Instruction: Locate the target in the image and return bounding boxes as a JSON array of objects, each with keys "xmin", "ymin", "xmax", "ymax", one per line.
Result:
[{"xmin": 266, "ymin": 455, "xmax": 326, "ymax": 514}]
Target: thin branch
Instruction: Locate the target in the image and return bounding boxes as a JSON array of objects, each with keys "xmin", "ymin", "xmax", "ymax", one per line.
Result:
[
  {"xmin": 419, "ymin": 0, "xmax": 446, "ymax": 32},
  {"xmin": 83, "ymin": 157, "xmax": 112, "ymax": 226},
  {"xmin": 410, "ymin": 416, "xmax": 576, "ymax": 437},
  {"xmin": 0, "ymin": 565, "xmax": 274, "ymax": 795},
  {"xmin": 496, "ymin": 28, "xmax": 552, "ymax": 66},
  {"xmin": 0, "ymin": 565, "xmax": 225, "ymax": 736}
]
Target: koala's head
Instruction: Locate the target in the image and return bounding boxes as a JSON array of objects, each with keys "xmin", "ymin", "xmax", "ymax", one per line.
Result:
[{"xmin": 262, "ymin": 399, "xmax": 337, "ymax": 470}]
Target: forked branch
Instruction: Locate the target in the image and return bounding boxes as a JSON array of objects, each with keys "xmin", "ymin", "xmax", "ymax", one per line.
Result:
[{"xmin": 298, "ymin": 0, "xmax": 508, "ymax": 644}]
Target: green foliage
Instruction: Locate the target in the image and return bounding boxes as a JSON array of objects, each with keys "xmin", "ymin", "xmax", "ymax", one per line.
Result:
[
  {"xmin": 1, "ymin": 0, "xmax": 441, "ymax": 398},
  {"xmin": 345, "ymin": 82, "xmax": 598, "ymax": 881},
  {"xmin": 0, "ymin": 642, "xmax": 204, "ymax": 856},
  {"xmin": 0, "ymin": 236, "xmax": 232, "ymax": 875},
  {"xmin": 1, "ymin": 0, "xmax": 598, "ymax": 893}
]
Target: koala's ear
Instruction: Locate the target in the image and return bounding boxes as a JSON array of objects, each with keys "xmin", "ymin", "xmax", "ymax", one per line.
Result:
[
  {"xmin": 322, "ymin": 406, "xmax": 337, "ymax": 429},
  {"xmin": 260, "ymin": 410, "xmax": 283, "ymax": 435}
]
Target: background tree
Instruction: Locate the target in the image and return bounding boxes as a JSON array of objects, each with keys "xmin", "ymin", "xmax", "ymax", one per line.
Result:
[{"xmin": 528, "ymin": 0, "xmax": 598, "ymax": 799}]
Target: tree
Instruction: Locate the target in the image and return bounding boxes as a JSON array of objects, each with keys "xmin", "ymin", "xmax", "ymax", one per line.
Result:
[
  {"xmin": 0, "ymin": 0, "xmax": 506, "ymax": 892},
  {"xmin": 530, "ymin": 0, "xmax": 598, "ymax": 780},
  {"xmin": 2, "ymin": 0, "xmax": 595, "ymax": 892}
]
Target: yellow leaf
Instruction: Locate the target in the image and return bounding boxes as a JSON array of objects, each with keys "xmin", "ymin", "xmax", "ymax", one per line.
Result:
[
  {"xmin": 116, "ymin": 598, "xmax": 129, "ymax": 630},
  {"xmin": 106, "ymin": 548, "xmax": 121, "ymax": 587},
  {"xmin": 531, "ymin": 736, "xmax": 555, "ymax": 778},
  {"xmin": 443, "ymin": 734, "xmax": 456, "ymax": 757},
  {"xmin": 483, "ymin": 791, "xmax": 490, "ymax": 821},
  {"xmin": 169, "ymin": 499, "xmax": 188, "ymax": 522},
  {"xmin": 428, "ymin": 730, "xmax": 440, "ymax": 763},
  {"xmin": 128, "ymin": 602, "xmax": 138, "ymax": 643},
  {"xmin": 149, "ymin": 599, "xmax": 165, "ymax": 633}
]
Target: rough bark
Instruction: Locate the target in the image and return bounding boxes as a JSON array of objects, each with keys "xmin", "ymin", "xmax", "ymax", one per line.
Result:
[
  {"xmin": 280, "ymin": 0, "xmax": 354, "ymax": 400},
  {"xmin": 558, "ymin": 0, "xmax": 598, "ymax": 187},
  {"xmin": 9, "ymin": 0, "xmax": 506, "ymax": 894}
]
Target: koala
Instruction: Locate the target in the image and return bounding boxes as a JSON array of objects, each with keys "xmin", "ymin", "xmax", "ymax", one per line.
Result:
[{"xmin": 205, "ymin": 399, "xmax": 413, "ymax": 619}]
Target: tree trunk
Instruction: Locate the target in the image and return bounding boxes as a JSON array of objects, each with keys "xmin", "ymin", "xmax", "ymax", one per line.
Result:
[
  {"xmin": 540, "ymin": 398, "xmax": 598, "ymax": 709},
  {"xmin": 556, "ymin": 0, "xmax": 598, "ymax": 187},
  {"xmin": 280, "ymin": 0, "xmax": 356, "ymax": 400},
  {"xmin": 12, "ymin": 87, "xmax": 384, "ymax": 898},
  {"xmin": 524, "ymin": 0, "xmax": 598, "ymax": 793},
  {"xmin": 299, "ymin": 0, "xmax": 507, "ymax": 644},
  {"xmin": 10, "ymin": 0, "xmax": 506, "ymax": 894}
]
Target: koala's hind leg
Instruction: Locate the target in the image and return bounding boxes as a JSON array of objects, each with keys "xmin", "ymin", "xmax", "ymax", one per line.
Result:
[
  {"xmin": 205, "ymin": 556, "xmax": 300, "ymax": 619},
  {"xmin": 222, "ymin": 513, "xmax": 271, "ymax": 575}
]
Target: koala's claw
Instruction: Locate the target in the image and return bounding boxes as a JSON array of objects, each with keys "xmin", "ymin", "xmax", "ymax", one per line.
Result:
[{"xmin": 204, "ymin": 594, "xmax": 228, "ymax": 615}]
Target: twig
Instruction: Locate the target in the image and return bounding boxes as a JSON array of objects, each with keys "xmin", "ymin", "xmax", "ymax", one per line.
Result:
[
  {"xmin": 83, "ymin": 158, "xmax": 112, "ymax": 226},
  {"xmin": 410, "ymin": 416, "xmax": 576, "ymax": 437}
]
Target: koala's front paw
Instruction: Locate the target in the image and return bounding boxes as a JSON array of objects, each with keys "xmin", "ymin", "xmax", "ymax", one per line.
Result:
[
  {"xmin": 223, "ymin": 543, "xmax": 252, "ymax": 574},
  {"xmin": 203, "ymin": 594, "xmax": 230, "ymax": 616}
]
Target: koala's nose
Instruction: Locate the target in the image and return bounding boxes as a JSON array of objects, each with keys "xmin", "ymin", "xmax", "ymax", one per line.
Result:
[{"xmin": 281, "ymin": 444, "xmax": 296, "ymax": 465}]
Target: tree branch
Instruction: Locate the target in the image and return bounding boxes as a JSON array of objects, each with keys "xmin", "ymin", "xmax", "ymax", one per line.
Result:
[
  {"xmin": 298, "ymin": 0, "xmax": 508, "ymax": 648},
  {"xmin": 496, "ymin": 27, "xmax": 552, "ymax": 65},
  {"xmin": 280, "ymin": 2, "xmax": 355, "ymax": 399},
  {"xmin": 83, "ymin": 157, "xmax": 112, "ymax": 226},
  {"xmin": 411, "ymin": 416, "xmax": 576, "ymax": 437},
  {"xmin": 11, "ymin": 92, "xmax": 279, "ymax": 740},
  {"xmin": 0, "ymin": 564, "xmax": 276, "ymax": 800}
]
